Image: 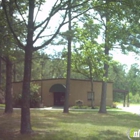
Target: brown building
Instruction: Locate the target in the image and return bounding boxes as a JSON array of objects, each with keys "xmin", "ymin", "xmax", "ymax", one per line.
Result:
[{"xmin": 12, "ymin": 78, "xmax": 113, "ymax": 107}]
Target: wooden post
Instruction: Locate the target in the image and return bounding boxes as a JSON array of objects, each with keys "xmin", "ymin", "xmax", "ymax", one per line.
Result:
[
  {"xmin": 123, "ymin": 93, "xmax": 126, "ymax": 107},
  {"xmin": 127, "ymin": 92, "xmax": 129, "ymax": 107}
]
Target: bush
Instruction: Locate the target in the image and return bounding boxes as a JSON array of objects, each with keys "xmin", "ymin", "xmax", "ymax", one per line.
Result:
[
  {"xmin": 30, "ymin": 83, "xmax": 41, "ymax": 107},
  {"xmin": 75, "ymin": 100, "xmax": 83, "ymax": 106},
  {"xmin": 129, "ymin": 92, "xmax": 140, "ymax": 103},
  {"xmin": 30, "ymin": 91, "xmax": 41, "ymax": 108},
  {"xmin": 111, "ymin": 102, "xmax": 118, "ymax": 108},
  {"xmin": 75, "ymin": 100, "xmax": 83, "ymax": 109},
  {"xmin": 13, "ymin": 93, "xmax": 22, "ymax": 108},
  {"xmin": 13, "ymin": 83, "xmax": 41, "ymax": 108},
  {"xmin": 71, "ymin": 105, "xmax": 90, "ymax": 109},
  {"xmin": 0, "ymin": 88, "xmax": 5, "ymax": 104}
]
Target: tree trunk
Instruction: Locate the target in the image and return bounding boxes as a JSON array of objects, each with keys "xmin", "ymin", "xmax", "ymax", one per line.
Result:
[
  {"xmin": 90, "ymin": 78, "xmax": 94, "ymax": 109},
  {"xmin": 5, "ymin": 56, "xmax": 13, "ymax": 113},
  {"xmin": 20, "ymin": 47, "xmax": 32, "ymax": 134},
  {"xmin": 123, "ymin": 93, "xmax": 126, "ymax": 107},
  {"xmin": 89, "ymin": 61, "xmax": 94, "ymax": 109},
  {"xmin": 99, "ymin": 63, "xmax": 109, "ymax": 113},
  {"xmin": 20, "ymin": 0, "xmax": 34, "ymax": 134},
  {"xmin": 0, "ymin": 58, "xmax": 2, "ymax": 86},
  {"xmin": 13, "ymin": 64, "xmax": 16, "ymax": 82},
  {"xmin": 99, "ymin": 32, "xmax": 109, "ymax": 113},
  {"xmin": 63, "ymin": 50, "xmax": 71, "ymax": 113},
  {"xmin": 63, "ymin": 0, "xmax": 71, "ymax": 113},
  {"xmin": 99, "ymin": 0, "xmax": 110, "ymax": 113}
]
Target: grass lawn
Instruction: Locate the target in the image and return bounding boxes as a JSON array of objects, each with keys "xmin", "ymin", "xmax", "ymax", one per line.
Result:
[
  {"xmin": 0, "ymin": 104, "xmax": 5, "ymax": 107},
  {"xmin": 0, "ymin": 109, "xmax": 139, "ymax": 140}
]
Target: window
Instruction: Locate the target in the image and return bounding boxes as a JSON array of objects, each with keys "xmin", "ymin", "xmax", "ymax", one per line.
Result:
[
  {"xmin": 87, "ymin": 91, "xmax": 94, "ymax": 100},
  {"xmin": 87, "ymin": 92, "xmax": 92, "ymax": 100}
]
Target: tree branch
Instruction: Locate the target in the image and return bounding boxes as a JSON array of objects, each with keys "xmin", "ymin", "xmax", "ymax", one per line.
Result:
[
  {"xmin": 33, "ymin": 9, "xmax": 68, "ymax": 51},
  {"xmin": 33, "ymin": 1, "xmax": 65, "ymax": 43},
  {"xmin": 34, "ymin": 1, "xmax": 42, "ymax": 23},
  {"xmin": 2, "ymin": 0, "xmax": 25, "ymax": 49},
  {"xmin": 34, "ymin": 0, "xmax": 65, "ymax": 31},
  {"xmin": 0, "ymin": 56, "xmax": 6, "ymax": 62},
  {"xmin": 73, "ymin": 65, "xmax": 90, "ymax": 78},
  {"xmin": 14, "ymin": 0, "xmax": 27, "ymax": 28}
]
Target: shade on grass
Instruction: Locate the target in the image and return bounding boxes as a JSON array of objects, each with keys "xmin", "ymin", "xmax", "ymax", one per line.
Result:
[{"xmin": 0, "ymin": 109, "xmax": 139, "ymax": 140}]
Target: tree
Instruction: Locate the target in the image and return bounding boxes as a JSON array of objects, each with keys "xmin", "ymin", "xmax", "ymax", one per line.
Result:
[
  {"xmin": 74, "ymin": 0, "xmax": 111, "ymax": 113},
  {"xmin": 117, "ymin": 0, "xmax": 140, "ymax": 54},
  {"xmin": 2, "ymin": 0, "xmax": 66, "ymax": 134},
  {"xmin": 91, "ymin": 0, "xmax": 134, "ymax": 113},
  {"xmin": 2, "ymin": 0, "xmax": 91, "ymax": 134},
  {"xmin": 48, "ymin": 51, "xmax": 67, "ymax": 78},
  {"xmin": 4, "ymin": 56, "xmax": 13, "ymax": 113},
  {"xmin": 71, "ymin": 20, "xmax": 107, "ymax": 108},
  {"xmin": 63, "ymin": 0, "xmax": 72, "ymax": 113},
  {"xmin": 72, "ymin": 45, "xmax": 106, "ymax": 108},
  {"xmin": 12, "ymin": 50, "xmax": 25, "ymax": 82},
  {"xmin": 108, "ymin": 62, "xmax": 127, "ymax": 102},
  {"xmin": 12, "ymin": 51, "xmax": 66, "ymax": 81},
  {"xmin": 98, "ymin": 3, "xmax": 110, "ymax": 113},
  {"xmin": 0, "ymin": 4, "xmax": 14, "ymax": 113},
  {"xmin": 126, "ymin": 63, "xmax": 140, "ymax": 94},
  {"xmin": 86, "ymin": 0, "xmax": 114, "ymax": 113}
]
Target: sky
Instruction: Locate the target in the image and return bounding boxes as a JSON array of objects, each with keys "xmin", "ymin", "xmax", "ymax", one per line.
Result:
[
  {"xmin": 111, "ymin": 50, "xmax": 140, "ymax": 70},
  {"xmin": 45, "ymin": 44, "xmax": 140, "ymax": 72},
  {"xmin": 35, "ymin": 1, "xmax": 140, "ymax": 71}
]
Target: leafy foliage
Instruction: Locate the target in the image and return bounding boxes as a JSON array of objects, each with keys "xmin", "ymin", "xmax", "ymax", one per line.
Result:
[
  {"xmin": 108, "ymin": 62, "xmax": 140, "ymax": 102},
  {"xmin": 71, "ymin": 22, "xmax": 107, "ymax": 80},
  {"xmin": 13, "ymin": 83, "xmax": 41, "ymax": 108}
]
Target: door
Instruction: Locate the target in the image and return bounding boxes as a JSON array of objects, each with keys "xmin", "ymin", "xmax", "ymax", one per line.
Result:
[{"xmin": 54, "ymin": 92, "xmax": 65, "ymax": 106}]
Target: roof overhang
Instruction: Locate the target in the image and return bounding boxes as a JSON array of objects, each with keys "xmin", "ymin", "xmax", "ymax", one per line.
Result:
[
  {"xmin": 113, "ymin": 89, "xmax": 129, "ymax": 94},
  {"xmin": 49, "ymin": 84, "xmax": 66, "ymax": 92}
]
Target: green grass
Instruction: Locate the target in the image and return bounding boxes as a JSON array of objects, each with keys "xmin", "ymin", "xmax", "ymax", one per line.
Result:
[
  {"xmin": 0, "ymin": 109, "xmax": 139, "ymax": 140},
  {"xmin": 70, "ymin": 106, "xmax": 122, "ymax": 111},
  {"xmin": 0, "ymin": 104, "xmax": 5, "ymax": 107},
  {"xmin": 128, "ymin": 103, "xmax": 140, "ymax": 106}
]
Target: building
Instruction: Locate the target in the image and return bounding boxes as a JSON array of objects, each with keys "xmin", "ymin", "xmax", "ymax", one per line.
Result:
[{"xmin": 12, "ymin": 78, "xmax": 113, "ymax": 107}]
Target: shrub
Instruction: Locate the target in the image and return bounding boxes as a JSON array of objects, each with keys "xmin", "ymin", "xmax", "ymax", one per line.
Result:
[
  {"xmin": 13, "ymin": 93, "xmax": 22, "ymax": 108},
  {"xmin": 0, "ymin": 88, "xmax": 5, "ymax": 104},
  {"xmin": 13, "ymin": 83, "xmax": 41, "ymax": 108},
  {"xmin": 75, "ymin": 100, "xmax": 83, "ymax": 106},
  {"xmin": 30, "ymin": 83, "xmax": 41, "ymax": 108},
  {"xmin": 111, "ymin": 102, "xmax": 118, "ymax": 108},
  {"xmin": 74, "ymin": 100, "xmax": 84, "ymax": 109},
  {"xmin": 30, "ymin": 91, "xmax": 41, "ymax": 108},
  {"xmin": 129, "ymin": 92, "xmax": 140, "ymax": 103},
  {"xmin": 71, "ymin": 105, "xmax": 90, "ymax": 109}
]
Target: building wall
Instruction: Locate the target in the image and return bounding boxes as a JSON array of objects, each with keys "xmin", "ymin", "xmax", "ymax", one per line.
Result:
[
  {"xmin": 12, "ymin": 78, "xmax": 113, "ymax": 107},
  {"xmin": 41, "ymin": 79, "xmax": 66, "ymax": 107}
]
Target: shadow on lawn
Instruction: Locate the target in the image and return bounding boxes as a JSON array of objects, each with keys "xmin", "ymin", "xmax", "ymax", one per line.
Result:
[
  {"xmin": 97, "ymin": 130, "xmax": 127, "ymax": 140},
  {"xmin": 34, "ymin": 129, "xmax": 127, "ymax": 140},
  {"xmin": 56, "ymin": 111, "xmax": 140, "ymax": 128},
  {"xmin": 0, "ymin": 129, "xmax": 128, "ymax": 140},
  {"xmin": 0, "ymin": 110, "xmax": 139, "ymax": 140},
  {"xmin": 78, "ymin": 130, "xmax": 127, "ymax": 140}
]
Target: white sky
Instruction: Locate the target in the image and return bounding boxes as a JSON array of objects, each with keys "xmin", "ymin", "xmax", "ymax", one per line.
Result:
[{"xmin": 111, "ymin": 50, "xmax": 140, "ymax": 70}]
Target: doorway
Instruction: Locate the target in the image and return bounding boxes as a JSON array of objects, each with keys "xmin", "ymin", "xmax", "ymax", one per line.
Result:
[{"xmin": 54, "ymin": 92, "xmax": 65, "ymax": 106}]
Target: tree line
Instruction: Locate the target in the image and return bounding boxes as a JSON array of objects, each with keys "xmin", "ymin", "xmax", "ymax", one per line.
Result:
[{"xmin": 1, "ymin": 51, "xmax": 140, "ymax": 101}]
